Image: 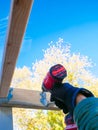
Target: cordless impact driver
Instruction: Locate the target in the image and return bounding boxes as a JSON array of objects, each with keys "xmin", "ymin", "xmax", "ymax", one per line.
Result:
[
  {"xmin": 40, "ymin": 64, "xmax": 77, "ymax": 130},
  {"xmin": 40, "ymin": 64, "xmax": 67, "ymax": 106}
]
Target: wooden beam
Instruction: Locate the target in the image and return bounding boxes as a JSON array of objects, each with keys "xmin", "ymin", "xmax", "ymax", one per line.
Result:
[
  {"xmin": 0, "ymin": 0, "xmax": 34, "ymax": 97},
  {"xmin": 0, "ymin": 88, "xmax": 59, "ymax": 110}
]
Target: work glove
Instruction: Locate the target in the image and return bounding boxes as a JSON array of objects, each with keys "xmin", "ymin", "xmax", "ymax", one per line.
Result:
[
  {"xmin": 51, "ymin": 94, "xmax": 69, "ymax": 114},
  {"xmin": 50, "ymin": 83, "xmax": 94, "ymax": 114}
]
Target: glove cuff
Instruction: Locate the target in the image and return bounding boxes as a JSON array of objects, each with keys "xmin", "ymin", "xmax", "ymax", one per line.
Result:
[{"xmin": 72, "ymin": 88, "xmax": 94, "ymax": 108}]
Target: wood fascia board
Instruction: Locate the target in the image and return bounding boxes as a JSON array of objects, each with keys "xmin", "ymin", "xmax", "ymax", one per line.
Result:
[
  {"xmin": 0, "ymin": 88, "xmax": 59, "ymax": 110},
  {"xmin": 0, "ymin": 0, "xmax": 34, "ymax": 97}
]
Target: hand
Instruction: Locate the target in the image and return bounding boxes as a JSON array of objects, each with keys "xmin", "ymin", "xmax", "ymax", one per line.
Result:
[
  {"xmin": 50, "ymin": 83, "xmax": 94, "ymax": 113},
  {"xmin": 50, "ymin": 94, "xmax": 68, "ymax": 114}
]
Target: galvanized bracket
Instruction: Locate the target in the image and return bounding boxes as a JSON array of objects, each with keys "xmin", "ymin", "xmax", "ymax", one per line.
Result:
[
  {"xmin": 40, "ymin": 91, "xmax": 54, "ymax": 107},
  {"xmin": 40, "ymin": 92, "xmax": 49, "ymax": 106},
  {"xmin": 0, "ymin": 88, "xmax": 13, "ymax": 104}
]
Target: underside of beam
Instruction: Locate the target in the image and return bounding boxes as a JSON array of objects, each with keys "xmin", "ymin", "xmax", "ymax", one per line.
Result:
[
  {"xmin": 0, "ymin": 0, "xmax": 34, "ymax": 97},
  {"xmin": 0, "ymin": 88, "xmax": 59, "ymax": 110}
]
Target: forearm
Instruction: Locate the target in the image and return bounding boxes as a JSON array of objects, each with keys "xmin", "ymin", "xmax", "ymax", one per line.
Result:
[{"xmin": 76, "ymin": 93, "xmax": 86, "ymax": 104}]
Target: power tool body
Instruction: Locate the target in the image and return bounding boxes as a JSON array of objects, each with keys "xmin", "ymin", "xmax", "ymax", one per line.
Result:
[
  {"xmin": 40, "ymin": 64, "xmax": 77, "ymax": 130},
  {"xmin": 40, "ymin": 64, "xmax": 67, "ymax": 106}
]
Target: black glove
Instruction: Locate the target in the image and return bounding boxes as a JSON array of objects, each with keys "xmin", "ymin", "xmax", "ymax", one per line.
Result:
[
  {"xmin": 50, "ymin": 94, "xmax": 68, "ymax": 114},
  {"xmin": 50, "ymin": 83, "xmax": 94, "ymax": 114}
]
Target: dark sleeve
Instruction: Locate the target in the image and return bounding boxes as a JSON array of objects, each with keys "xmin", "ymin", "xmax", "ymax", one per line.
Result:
[{"xmin": 73, "ymin": 97, "xmax": 98, "ymax": 130}]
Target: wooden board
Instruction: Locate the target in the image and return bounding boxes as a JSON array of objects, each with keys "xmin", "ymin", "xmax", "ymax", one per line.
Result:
[
  {"xmin": 0, "ymin": 88, "xmax": 59, "ymax": 110},
  {"xmin": 0, "ymin": 0, "xmax": 34, "ymax": 97}
]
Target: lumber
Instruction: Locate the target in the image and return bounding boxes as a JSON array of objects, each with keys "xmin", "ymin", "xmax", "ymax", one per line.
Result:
[
  {"xmin": 0, "ymin": 88, "xmax": 59, "ymax": 110},
  {"xmin": 0, "ymin": 0, "xmax": 34, "ymax": 97}
]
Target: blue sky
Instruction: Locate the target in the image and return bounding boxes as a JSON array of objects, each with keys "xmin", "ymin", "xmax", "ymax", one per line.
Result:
[{"xmin": 0, "ymin": 0, "xmax": 98, "ymax": 77}]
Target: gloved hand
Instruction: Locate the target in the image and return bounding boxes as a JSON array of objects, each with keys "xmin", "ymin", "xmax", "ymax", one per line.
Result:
[
  {"xmin": 50, "ymin": 82, "xmax": 94, "ymax": 114},
  {"xmin": 51, "ymin": 94, "xmax": 69, "ymax": 114}
]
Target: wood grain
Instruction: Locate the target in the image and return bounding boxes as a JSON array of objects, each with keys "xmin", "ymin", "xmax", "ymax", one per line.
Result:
[
  {"xmin": 0, "ymin": 88, "xmax": 59, "ymax": 110},
  {"xmin": 0, "ymin": 0, "xmax": 34, "ymax": 97}
]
